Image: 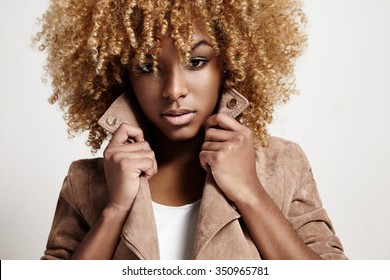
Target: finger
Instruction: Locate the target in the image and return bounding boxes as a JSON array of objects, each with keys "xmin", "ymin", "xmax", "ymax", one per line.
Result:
[
  {"xmin": 127, "ymin": 157, "xmax": 157, "ymax": 179},
  {"xmin": 109, "ymin": 150, "xmax": 155, "ymax": 161},
  {"xmin": 123, "ymin": 157, "xmax": 157, "ymax": 179},
  {"xmin": 143, "ymin": 159, "xmax": 158, "ymax": 179},
  {"xmin": 199, "ymin": 150, "xmax": 220, "ymax": 170},
  {"xmin": 106, "ymin": 149, "xmax": 158, "ymax": 175},
  {"xmin": 205, "ymin": 113, "xmax": 243, "ymax": 132},
  {"xmin": 201, "ymin": 141, "xmax": 224, "ymax": 152},
  {"xmin": 204, "ymin": 127, "xmax": 233, "ymax": 142},
  {"xmin": 109, "ymin": 123, "xmax": 144, "ymax": 146},
  {"xmin": 199, "ymin": 150, "xmax": 212, "ymax": 171},
  {"xmin": 105, "ymin": 141, "xmax": 153, "ymax": 156},
  {"xmin": 104, "ymin": 141, "xmax": 152, "ymax": 162}
]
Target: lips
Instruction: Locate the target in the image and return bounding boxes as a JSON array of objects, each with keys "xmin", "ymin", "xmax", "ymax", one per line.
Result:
[{"xmin": 161, "ymin": 109, "xmax": 196, "ymax": 126}]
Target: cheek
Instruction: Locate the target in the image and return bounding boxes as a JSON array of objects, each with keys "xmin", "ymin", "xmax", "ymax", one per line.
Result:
[
  {"xmin": 130, "ymin": 76, "xmax": 159, "ymax": 109},
  {"xmin": 188, "ymin": 67, "xmax": 222, "ymax": 99},
  {"xmin": 130, "ymin": 76, "xmax": 148, "ymax": 97},
  {"xmin": 200, "ymin": 72, "xmax": 222, "ymax": 107}
]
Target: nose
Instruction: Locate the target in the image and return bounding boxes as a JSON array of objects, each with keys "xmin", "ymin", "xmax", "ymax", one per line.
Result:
[{"xmin": 161, "ymin": 65, "xmax": 188, "ymax": 101}]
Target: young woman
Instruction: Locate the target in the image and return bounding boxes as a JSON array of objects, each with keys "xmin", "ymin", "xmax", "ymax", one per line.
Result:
[{"xmin": 37, "ymin": 0, "xmax": 346, "ymax": 260}]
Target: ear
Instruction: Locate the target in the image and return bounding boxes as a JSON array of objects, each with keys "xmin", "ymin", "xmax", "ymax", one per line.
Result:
[
  {"xmin": 217, "ymin": 88, "xmax": 249, "ymax": 118},
  {"xmin": 97, "ymin": 93, "xmax": 140, "ymax": 134}
]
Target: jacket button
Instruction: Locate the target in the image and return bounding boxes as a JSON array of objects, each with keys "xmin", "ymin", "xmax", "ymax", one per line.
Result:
[
  {"xmin": 227, "ymin": 98, "xmax": 237, "ymax": 109},
  {"xmin": 106, "ymin": 115, "xmax": 117, "ymax": 126}
]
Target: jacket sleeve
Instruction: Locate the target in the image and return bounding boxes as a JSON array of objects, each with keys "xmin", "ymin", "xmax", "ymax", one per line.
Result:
[
  {"xmin": 284, "ymin": 143, "xmax": 347, "ymax": 260},
  {"xmin": 41, "ymin": 163, "xmax": 90, "ymax": 260}
]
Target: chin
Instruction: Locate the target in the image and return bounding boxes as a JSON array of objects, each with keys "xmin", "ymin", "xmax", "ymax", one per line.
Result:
[{"xmin": 163, "ymin": 126, "xmax": 203, "ymax": 142}]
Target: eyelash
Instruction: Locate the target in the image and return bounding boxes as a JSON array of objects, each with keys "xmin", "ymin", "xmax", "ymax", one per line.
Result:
[
  {"xmin": 187, "ymin": 57, "xmax": 209, "ymax": 69},
  {"xmin": 136, "ymin": 64, "xmax": 154, "ymax": 74},
  {"xmin": 135, "ymin": 57, "xmax": 209, "ymax": 74}
]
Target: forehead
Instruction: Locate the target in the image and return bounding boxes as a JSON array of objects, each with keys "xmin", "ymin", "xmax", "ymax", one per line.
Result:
[
  {"xmin": 129, "ymin": 18, "xmax": 218, "ymax": 64},
  {"xmin": 191, "ymin": 23, "xmax": 211, "ymax": 43},
  {"xmin": 160, "ymin": 26, "xmax": 213, "ymax": 50}
]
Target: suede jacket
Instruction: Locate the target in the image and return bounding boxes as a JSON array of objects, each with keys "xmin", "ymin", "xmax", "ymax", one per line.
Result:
[{"xmin": 42, "ymin": 90, "xmax": 347, "ymax": 260}]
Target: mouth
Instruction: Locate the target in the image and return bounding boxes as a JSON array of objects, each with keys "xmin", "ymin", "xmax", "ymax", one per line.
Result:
[{"xmin": 161, "ymin": 109, "xmax": 196, "ymax": 126}]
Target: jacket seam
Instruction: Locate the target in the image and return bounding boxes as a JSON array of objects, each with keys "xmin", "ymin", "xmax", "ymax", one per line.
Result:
[
  {"xmin": 87, "ymin": 160, "xmax": 95, "ymax": 222},
  {"xmin": 67, "ymin": 164, "xmax": 82, "ymax": 216},
  {"xmin": 280, "ymin": 143, "xmax": 287, "ymax": 213}
]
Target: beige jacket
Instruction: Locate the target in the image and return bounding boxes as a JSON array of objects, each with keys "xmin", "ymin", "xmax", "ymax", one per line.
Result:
[{"xmin": 42, "ymin": 91, "xmax": 347, "ymax": 260}]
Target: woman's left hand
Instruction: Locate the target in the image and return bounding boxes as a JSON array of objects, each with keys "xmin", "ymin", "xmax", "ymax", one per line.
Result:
[
  {"xmin": 199, "ymin": 113, "xmax": 261, "ymax": 203},
  {"xmin": 200, "ymin": 114, "xmax": 322, "ymax": 260}
]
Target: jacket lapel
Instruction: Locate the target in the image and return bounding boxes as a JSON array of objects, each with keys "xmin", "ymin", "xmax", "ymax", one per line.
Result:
[
  {"xmin": 97, "ymin": 88, "xmax": 249, "ymax": 132},
  {"xmin": 120, "ymin": 176, "xmax": 160, "ymax": 259},
  {"xmin": 192, "ymin": 173, "xmax": 241, "ymax": 258},
  {"xmin": 119, "ymin": 172, "xmax": 242, "ymax": 260}
]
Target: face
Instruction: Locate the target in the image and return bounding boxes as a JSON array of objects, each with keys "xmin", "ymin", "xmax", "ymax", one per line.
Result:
[{"xmin": 128, "ymin": 27, "xmax": 222, "ymax": 142}]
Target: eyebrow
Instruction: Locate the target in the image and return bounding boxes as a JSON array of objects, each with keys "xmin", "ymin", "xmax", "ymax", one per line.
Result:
[{"xmin": 191, "ymin": 40, "xmax": 213, "ymax": 51}]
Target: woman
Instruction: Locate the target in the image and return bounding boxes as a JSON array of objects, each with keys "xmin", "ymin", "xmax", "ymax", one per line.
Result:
[{"xmin": 37, "ymin": 0, "xmax": 346, "ymax": 260}]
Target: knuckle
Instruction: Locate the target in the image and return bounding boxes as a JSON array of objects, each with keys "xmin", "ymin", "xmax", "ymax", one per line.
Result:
[
  {"xmin": 199, "ymin": 150, "xmax": 206, "ymax": 160},
  {"xmin": 103, "ymin": 148, "xmax": 111, "ymax": 159},
  {"xmin": 148, "ymin": 157, "xmax": 155, "ymax": 165},
  {"xmin": 225, "ymin": 142, "xmax": 235, "ymax": 152},
  {"xmin": 234, "ymin": 133, "xmax": 246, "ymax": 144},
  {"xmin": 146, "ymin": 150, "xmax": 155, "ymax": 159},
  {"xmin": 213, "ymin": 152, "xmax": 223, "ymax": 163},
  {"xmin": 110, "ymin": 152, "xmax": 122, "ymax": 164},
  {"xmin": 215, "ymin": 113, "xmax": 224, "ymax": 122},
  {"xmin": 104, "ymin": 146, "xmax": 118, "ymax": 160},
  {"xmin": 205, "ymin": 128, "xmax": 213, "ymax": 138},
  {"xmin": 145, "ymin": 157, "xmax": 155, "ymax": 168},
  {"xmin": 243, "ymin": 127, "xmax": 253, "ymax": 138},
  {"xmin": 116, "ymin": 123, "xmax": 128, "ymax": 133},
  {"xmin": 141, "ymin": 141, "xmax": 151, "ymax": 150},
  {"xmin": 133, "ymin": 126, "xmax": 144, "ymax": 136}
]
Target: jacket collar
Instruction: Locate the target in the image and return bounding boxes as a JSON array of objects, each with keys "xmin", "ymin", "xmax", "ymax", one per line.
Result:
[
  {"xmin": 97, "ymin": 88, "xmax": 249, "ymax": 134},
  {"xmin": 98, "ymin": 89, "xmax": 249, "ymax": 259}
]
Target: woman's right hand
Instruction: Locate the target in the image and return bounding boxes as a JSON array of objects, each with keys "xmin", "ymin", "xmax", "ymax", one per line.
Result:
[
  {"xmin": 103, "ymin": 123, "xmax": 157, "ymax": 214},
  {"xmin": 71, "ymin": 124, "xmax": 157, "ymax": 259}
]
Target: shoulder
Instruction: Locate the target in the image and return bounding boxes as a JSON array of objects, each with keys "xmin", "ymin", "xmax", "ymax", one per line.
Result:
[
  {"xmin": 254, "ymin": 136, "xmax": 314, "ymax": 209},
  {"xmin": 61, "ymin": 158, "xmax": 107, "ymax": 224},
  {"xmin": 262, "ymin": 136, "xmax": 307, "ymax": 157},
  {"xmin": 66, "ymin": 157, "xmax": 106, "ymax": 197},
  {"xmin": 65, "ymin": 158, "xmax": 105, "ymax": 193},
  {"xmin": 256, "ymin": 136, "xmax": 311, "ymax": 172},
  {"xmin": 68, "ymin": 157, "xmax": 104, "ymax": 177}
]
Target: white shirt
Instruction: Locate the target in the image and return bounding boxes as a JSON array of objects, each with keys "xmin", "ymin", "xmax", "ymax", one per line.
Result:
[{"xmin": 152, "ymin": 200, "xmax": 201, "ymax": 260}]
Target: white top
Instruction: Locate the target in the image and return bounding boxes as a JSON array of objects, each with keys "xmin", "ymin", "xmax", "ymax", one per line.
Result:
[{"xmin": 152, "ymin": 200, "xmax": 201, "ymax": 260}]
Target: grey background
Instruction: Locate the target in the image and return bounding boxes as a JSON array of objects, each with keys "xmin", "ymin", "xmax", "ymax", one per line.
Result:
[{"xmin": 1, "ymin": 0, "xmax": 389, "ymax": 259}]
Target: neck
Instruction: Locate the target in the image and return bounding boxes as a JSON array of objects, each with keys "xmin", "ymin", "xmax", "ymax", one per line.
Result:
[
  {"xmin": 147, "ymin": 128, "xmax": 206, "ymax": 206},
  {"xmin": 149, "ymin": 129, "xmax": 205, "ymax": 166}
]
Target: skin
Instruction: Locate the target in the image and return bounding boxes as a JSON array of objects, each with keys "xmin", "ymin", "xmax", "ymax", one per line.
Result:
[
  {"xmin": 128, "ymin": 28, "xmax": 222, "ymax": 206},
  {"xmin": 72, "ymin": 25, "xmax": 321, "ymax": 260}
]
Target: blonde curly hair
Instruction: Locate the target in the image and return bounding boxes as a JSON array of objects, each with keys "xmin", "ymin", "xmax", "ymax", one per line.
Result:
[{"xmin": 35, "ymin": 0, "xmax": 307, "ymax": 151}]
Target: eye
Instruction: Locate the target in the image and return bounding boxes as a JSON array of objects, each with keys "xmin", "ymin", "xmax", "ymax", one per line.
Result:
[
  {"xmin": 137, "ymin": 63, "xmax": 154, "ymax": 73},
  {"xmin": 187, "ymin": 57, "xmax": 208, "ymax": 69}
]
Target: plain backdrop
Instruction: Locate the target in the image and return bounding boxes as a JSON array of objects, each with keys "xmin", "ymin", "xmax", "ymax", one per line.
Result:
[{"xmin": 1, "ymin": 0, "xmax": 389, "ymax": 260}]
